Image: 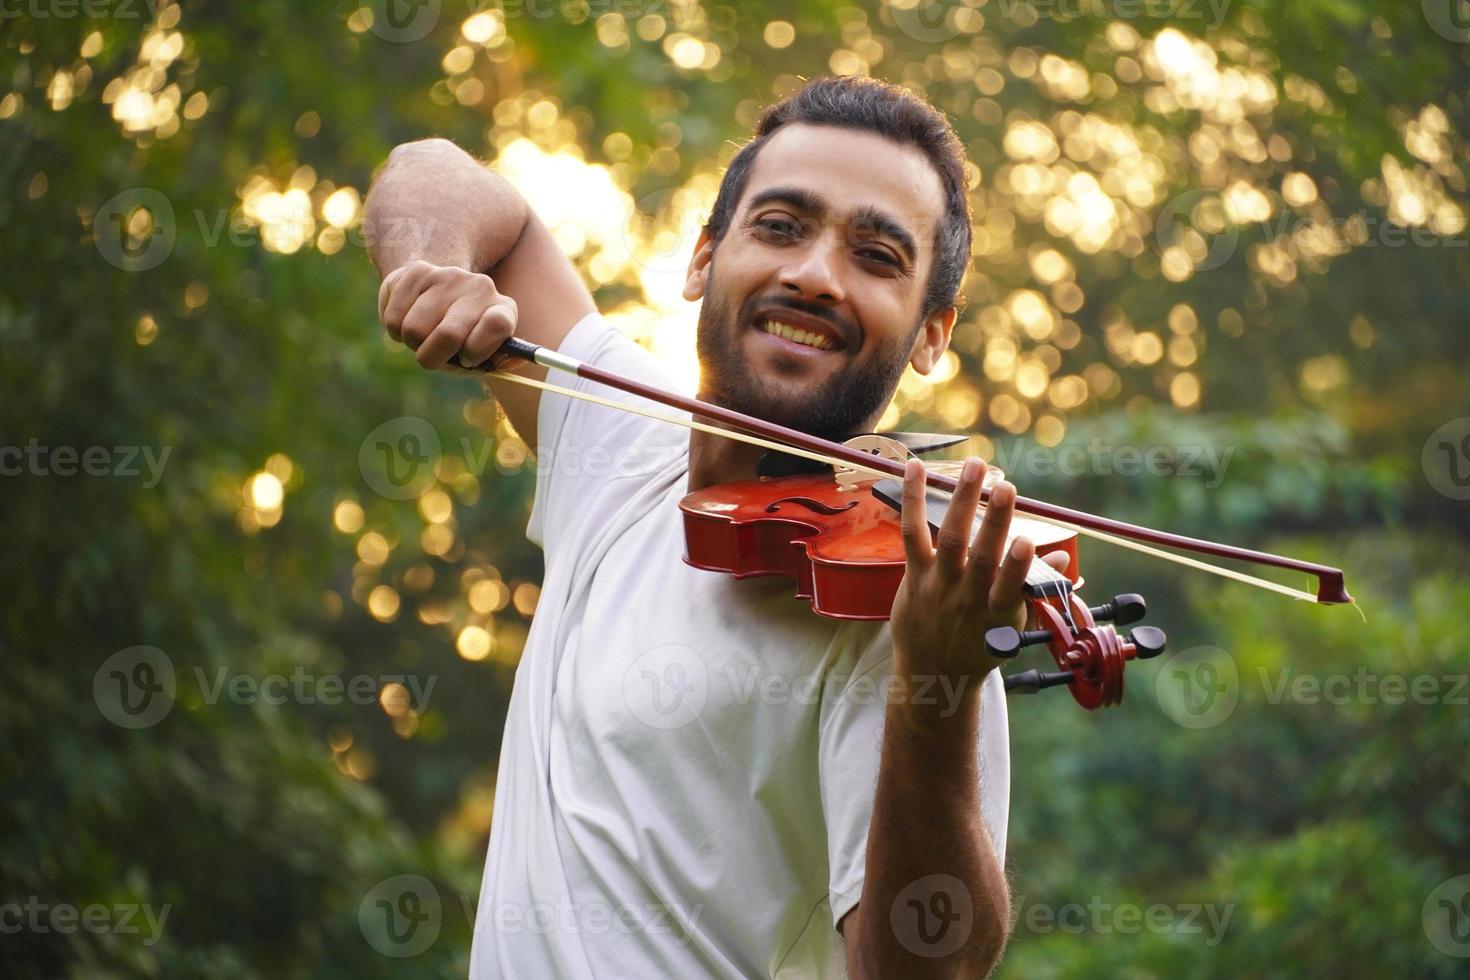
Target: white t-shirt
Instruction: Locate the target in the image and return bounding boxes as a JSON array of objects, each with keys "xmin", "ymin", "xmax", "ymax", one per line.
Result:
[{"xmin": 469, "ymin": 313, "xmax": 1010, "ymax": 979}]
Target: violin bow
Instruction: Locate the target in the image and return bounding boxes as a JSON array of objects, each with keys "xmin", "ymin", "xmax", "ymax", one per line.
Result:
[{"xmin": 462, "ymin": 338, "xmax": 1352, "ymax": 607}]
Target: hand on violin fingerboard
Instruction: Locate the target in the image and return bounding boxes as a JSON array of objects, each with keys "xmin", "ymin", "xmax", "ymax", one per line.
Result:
[{"xmin": 889, "ymin": 457, "xmax": 1066, "ymax": 691}]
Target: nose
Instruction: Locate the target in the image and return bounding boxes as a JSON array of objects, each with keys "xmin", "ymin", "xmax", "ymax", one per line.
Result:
[{"xmin": 779, "ymin": 234, "xmax": 846, "ymax": 305}]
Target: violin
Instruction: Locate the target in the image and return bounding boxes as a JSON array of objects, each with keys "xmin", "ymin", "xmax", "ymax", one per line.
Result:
[
  {"xmin": 467, "ymin": 337, "xmax": 1352, "ymax": 712},
  {"xmin": 682, "ymin": 447, "xmax": 1163, "ymax": 709}
]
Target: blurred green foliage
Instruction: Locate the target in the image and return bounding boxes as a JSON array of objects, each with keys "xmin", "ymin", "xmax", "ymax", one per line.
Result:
[{"xmin": 2, "ymin": 0, "xmax": 1467, "ymax": 977}]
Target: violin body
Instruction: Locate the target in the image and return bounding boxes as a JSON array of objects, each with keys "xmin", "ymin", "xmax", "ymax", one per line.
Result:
[
  {"xmin": 681, "ymin": 471, "xmax": 1162, "ymax": 708},
  {"xmin": 681, "ymin": 473, "xmax": 1079, "ymax": 620}
]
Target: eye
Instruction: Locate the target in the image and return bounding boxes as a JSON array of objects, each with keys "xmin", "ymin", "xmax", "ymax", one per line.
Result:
[
  {"xmin": 755, "ymin": 216, "xmax": 802, "ymax": 241},
  {"xmin": 858, "ymin": 246, "xmax": 899, "ymax": 267}
]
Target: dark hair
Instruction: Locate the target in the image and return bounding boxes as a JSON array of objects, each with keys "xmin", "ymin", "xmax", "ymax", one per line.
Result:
[{"xmin": 704, "ymin": 75, "xmax": 972, "ymax": 317}]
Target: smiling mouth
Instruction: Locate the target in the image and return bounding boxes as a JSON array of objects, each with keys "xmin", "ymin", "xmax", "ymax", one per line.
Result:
[{"xmin": 755, "ymin": 316, "xmax": 847, "ymax": 353}]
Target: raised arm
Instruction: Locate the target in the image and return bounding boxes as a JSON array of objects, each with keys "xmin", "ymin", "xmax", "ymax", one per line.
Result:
[{"xmin": 364, "ymin": 137, "xmax": 596, "ymax": 447}]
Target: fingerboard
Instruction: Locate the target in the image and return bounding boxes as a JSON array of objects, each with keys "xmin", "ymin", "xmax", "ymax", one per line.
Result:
[{"xmin": 871, "ymin": 478, "xmax": 1072, "ymax": 601}]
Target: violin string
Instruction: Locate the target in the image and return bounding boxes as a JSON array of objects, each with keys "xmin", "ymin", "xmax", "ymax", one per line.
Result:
[{"xmin": 489, "ymin": 369, "xmax": 1323, "ymax": 604}]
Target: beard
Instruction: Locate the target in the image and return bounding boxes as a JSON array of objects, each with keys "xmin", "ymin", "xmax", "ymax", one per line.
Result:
[{"xmin": 694, "ymin": 262, "xmax": 920, "ymax": 442}]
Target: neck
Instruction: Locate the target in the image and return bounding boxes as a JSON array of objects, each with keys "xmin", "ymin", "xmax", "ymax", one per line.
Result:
[
  {"xmin": 687, "ymin": 425, "xmax": 767, "ymax": 491},
  {"xmin": 684, "ymin": 387, "xmax": 888, "ymax": 492}
]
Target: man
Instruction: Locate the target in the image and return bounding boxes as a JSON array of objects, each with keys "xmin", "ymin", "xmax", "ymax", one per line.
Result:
[{"xmin": 368, "ymin": 75, "xmax": 1052, "ymax": 978}]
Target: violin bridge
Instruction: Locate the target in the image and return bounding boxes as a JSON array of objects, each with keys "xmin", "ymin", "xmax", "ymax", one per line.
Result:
[{"xmin": 834, "ymin": 435, "xmax": 912, "ymax": 492}]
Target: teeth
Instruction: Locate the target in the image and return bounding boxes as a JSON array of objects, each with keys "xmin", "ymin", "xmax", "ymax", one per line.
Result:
[{"xmin": 761, "ymin": 319, "xmax": 834, "ymax": 351}]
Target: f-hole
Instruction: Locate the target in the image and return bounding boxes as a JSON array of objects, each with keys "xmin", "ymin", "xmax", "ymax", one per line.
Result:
[{"xmin": 765, "ymin": 496, "xmax": 859, "ymax": 516}]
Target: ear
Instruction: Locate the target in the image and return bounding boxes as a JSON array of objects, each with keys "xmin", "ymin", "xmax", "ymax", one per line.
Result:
[
  {"xmin": 682, "ymin": 227, "xmax": 716, "ymax": 301},
  {"xmin": 908, "ymin": 305, "xmax": 957, "ymax": 375}
]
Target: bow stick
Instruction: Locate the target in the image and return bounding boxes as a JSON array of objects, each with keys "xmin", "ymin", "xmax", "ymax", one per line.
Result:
[{"xmin": 463, "ymin": 337, "xmax": 1352, "ymax": 607}]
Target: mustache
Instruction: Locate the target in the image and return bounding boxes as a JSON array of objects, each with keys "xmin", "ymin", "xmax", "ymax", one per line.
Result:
[{"xmin": 741, "ymin": 296, "xmax": 860, "ymax": 349}]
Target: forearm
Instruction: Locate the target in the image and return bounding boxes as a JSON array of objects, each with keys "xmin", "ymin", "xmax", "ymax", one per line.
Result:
[
  {"xmin": 848, "ymin": 674, "xmax": 1011, "ymax": 979},
  {"xmin": 364, "ymin": 138, "xmax": 529, "ymax": 276}
]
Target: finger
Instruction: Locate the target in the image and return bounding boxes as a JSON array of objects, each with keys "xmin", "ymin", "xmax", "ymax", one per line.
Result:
[
  {"xmin": 395, "ymin": 285, "xmax": 456, "ymax": 352},
  {"xmin": 378, "ymin": 267, "xmax": 409, "ymax": 340},
  {"xmin": 378, "ymin": 270, "xmax": 398, "ymax": 329},
  {"xmin": 965, "ymin": 479, "xmax": 1015, "ymax": 589},
  {"xmin": 988, "ymin": 536, "xmax": 1034, "ymax": 620},
  {"xmin": 934, "ymin": 457, "xmax": 986, "ymax": 579},
  {"xmin": 415, "ymin": 296, "xmax": 484, "ymax": 369},
  {"xmin": 899, "ymin": 458, "xmax": 934, "ymax": 571},
  {"xmin": 387, "ymin": 290, "xmax": 443, "ymax": 352},
  {"xmin": 457, "ymin": 299, "xmax": 517, "ymax": 367},
  {"xmin": 1041, "ymin": 550, "xmax": 1070, "ymax": 574}
]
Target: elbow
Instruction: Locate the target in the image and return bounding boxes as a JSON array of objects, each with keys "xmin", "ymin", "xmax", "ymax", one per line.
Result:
[
  {"xmin": 375, "ymin": 138, "xmax": 476, "ymax": 192},
  {"xmin": 846, "ymin": 894, "xmax": 1012, "ymax": 980},
  {"xmin": 386, "ymin": 136, "xmax": 463, "ymax": 165}
]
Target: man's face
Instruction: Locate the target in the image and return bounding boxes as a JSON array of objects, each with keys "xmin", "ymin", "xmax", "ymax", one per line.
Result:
[{"xmin": 683, "ymin": 123, "xmax": 954, "ymax": 440}]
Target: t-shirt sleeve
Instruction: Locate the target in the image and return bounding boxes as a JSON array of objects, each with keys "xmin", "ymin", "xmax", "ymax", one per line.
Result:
[
  {"xmin": 818, "ymin": 630, "xmax": 1011, "ymax": 930},
  {"xmin": 525, "ymin": 312, "xmax": 691, "ymax": 556}
]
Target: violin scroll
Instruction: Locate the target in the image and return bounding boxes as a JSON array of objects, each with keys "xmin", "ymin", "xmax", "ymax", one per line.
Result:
[{"xmin": 991, "ymin": 592, "xmax": 1167, "ymax": 709}]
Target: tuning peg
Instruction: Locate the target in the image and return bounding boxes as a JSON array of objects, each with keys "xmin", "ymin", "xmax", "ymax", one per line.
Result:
[
  {"xmin": 984, "ymin": 626, "xmax": 1053, "ymax": 659},
  {"xmin": 1003, "ymin": 669, "xmax": 1075, "ymax": 695},
  {"xmin": 1127, "ymin": 626, "xmax": 1166, "ymax": 659},
  {"xmin": 1088, "ymin": 593, "xmax": 1147, "ymax": 627}
]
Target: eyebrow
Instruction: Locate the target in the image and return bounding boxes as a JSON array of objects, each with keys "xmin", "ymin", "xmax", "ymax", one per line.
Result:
[{"xmin": 745, "ymin": 186, "xmax": 919, "ymax": 264}]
